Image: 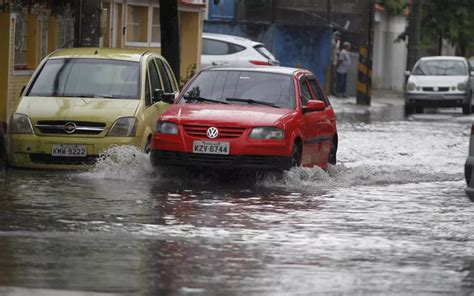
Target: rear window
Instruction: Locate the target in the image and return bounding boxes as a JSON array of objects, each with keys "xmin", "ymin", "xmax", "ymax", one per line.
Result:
[
  {"xmin": 180, "ymin": 70, "xmax": 295, "ymax": 109},
  {"xmin": 412, "ymin": 59, "xmax": 467, "ymax": 76},
  {"xmin": 28, "ymin": 58, "xmax": 140, "ymax": 99},
  {"xmin": 202, "ymin": 38, "xmax": 245, "ymax": 55},
  {"xmin": 254, "ymin": 45, "xmax": 276, "ymax": 60}
]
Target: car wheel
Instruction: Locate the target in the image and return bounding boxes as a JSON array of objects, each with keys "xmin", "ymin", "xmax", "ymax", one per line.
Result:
[
  {"xmin": 144, "ymin": 137, "xmax": 152, "ymax": 154},
  {"xmin": 404, "ymin": 103, "xmax": 414, "ymax": 115},
  {"xmin": 291, "ymin": 145, "xmax": 301, "ymax": 167},
  {"xmin": 328, "ymin": 139, "xmax": 337, "ymax": 165},
  {"xmin": 463, "ymin": 104, "xmax": 472, "ymax": 115}
]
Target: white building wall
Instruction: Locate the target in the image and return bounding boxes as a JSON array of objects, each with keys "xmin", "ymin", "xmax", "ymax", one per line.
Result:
[{"xmin": 373, "ymin": 10, "xmax": 407, "ymax": 92}]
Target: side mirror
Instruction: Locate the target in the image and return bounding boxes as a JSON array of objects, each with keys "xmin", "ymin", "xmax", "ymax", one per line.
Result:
[
  {"xmin": 153, "ymin": 89, "xmax": 175, "ymax": 104},
  {"xmin": 470, "ymin": 71, "xmax": 474, "ymax": 76},
  {"xmin": 404, "ymin": 71, "xmax": 411, "ymax": 77},
  {"xmin": 304, "ymin": 100, "xmax": 326, "ymax": 112}
]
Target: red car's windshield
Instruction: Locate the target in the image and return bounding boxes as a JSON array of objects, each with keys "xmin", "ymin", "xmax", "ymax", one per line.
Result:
[{"xmin": 180, "ymin": 70, "xmax": 296, "ymax": 109}]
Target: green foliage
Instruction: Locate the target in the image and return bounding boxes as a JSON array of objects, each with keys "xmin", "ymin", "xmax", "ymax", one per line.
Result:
[
  {"xmin": 377, "ymin": 0, "xmax": 408, "ymax": 15},
  {"xmin": 180, "ymin": 64, "xmax": 197, "ymax": 90},
  {"xmin": 421, "ymin": 0, "xmax": 474, "ymax": 55}
]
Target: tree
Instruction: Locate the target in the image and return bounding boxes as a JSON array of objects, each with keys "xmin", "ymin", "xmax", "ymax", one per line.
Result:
[
  {"xmin": 376, "ymin": 0, "xmax": 408, "ymax": 15},
  {"xmin": 420, "ymin": 0, "xmax": 474, "ymax": 56}
]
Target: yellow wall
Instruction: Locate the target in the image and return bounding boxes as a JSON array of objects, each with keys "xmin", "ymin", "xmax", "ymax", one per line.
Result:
[
  {"xmin": 180, "ymin": 11, "xmax": 202, "ymax": 83},
  {"xmin": 48, "ymin": 16, "xmax": 56, "ymax": 52},
  {"xmin": 0, "ymin": 13, "xmax": 10, "ymax": 123},
  {"xmin": 27, "ymin": 15, "xmax": 37, "ymax": 70}
]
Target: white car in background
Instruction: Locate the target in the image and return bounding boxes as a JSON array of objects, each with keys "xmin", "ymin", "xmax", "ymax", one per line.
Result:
[
  {"xmin": 201, "ymin": 32, "xmax": 279, "ymax": 69},
  {"xmin": 404, "ymin": 56, "xmax": 473, "ymax": 115}
]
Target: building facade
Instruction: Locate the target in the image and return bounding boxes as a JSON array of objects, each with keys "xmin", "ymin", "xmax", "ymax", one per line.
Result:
[{"xmin": 0, "ymin": 0, "xmax": 205, "ymax": 128}]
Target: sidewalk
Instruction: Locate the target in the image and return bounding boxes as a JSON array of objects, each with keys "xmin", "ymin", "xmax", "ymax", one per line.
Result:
[{"xmin": 329, "ymin": 89, "xmax": 404, "ymax": 113}]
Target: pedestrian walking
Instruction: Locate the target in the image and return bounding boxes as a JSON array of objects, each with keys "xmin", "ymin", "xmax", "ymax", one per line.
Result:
[
  {"xmin": 330, "ymin": 31, "xmax": 341, "ymax": 95},
  {"xmin": 336, "ymin": 41, "xmax": 352, "ymax": 98}
]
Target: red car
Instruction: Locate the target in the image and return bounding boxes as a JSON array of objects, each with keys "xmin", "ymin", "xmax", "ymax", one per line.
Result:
[{"xmin": 150, "ymin": 67, "xmax": 337, "ymax": 170}]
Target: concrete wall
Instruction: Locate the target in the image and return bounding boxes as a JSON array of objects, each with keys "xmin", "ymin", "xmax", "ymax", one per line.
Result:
[
  {"xmin": 372, "ymin": 11, "xmax": 407, "ymax": 92},
  {"xmin": 204, "ymin": 21, "xmax": 331, "ymax": 88}
]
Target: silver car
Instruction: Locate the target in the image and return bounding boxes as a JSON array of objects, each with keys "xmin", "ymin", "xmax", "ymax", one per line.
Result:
[
  {"xmin": 201, "ymin": 33, "xmax": 279, "ymax": 69},
  {"xmin": 404, "ymin": 56, "xmax": 473, "ymax": 115}
]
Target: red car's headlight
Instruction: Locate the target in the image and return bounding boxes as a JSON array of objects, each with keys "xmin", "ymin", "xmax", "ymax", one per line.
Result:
[
  {"xmin": 249, "ymin": 127, "xmax": 284, "ymax": 139},
  {"xmin": 156, "ymin": 121, "xmax": 178, "ymax": 135}
]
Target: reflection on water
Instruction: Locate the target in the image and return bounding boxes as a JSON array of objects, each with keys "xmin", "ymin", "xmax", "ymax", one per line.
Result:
[{"xmin": 0, "ymin": 119, "xmax": 473, "ymax": 294}]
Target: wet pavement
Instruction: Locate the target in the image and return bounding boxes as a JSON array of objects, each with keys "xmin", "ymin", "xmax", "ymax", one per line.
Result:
[{"xmin": 0, "ymin": 95, "xmax": 473, "ymax": 295}]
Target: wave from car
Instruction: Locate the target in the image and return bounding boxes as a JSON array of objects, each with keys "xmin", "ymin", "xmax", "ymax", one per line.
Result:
[
  {"xmin": 150, "ymin": 67, "xmax": 338, "ymax": 171},
  {"xmin": 7, "ymin": 48, "xmax": 178, "ymax": 169},
  {"xmin": 201, "ymin": 32, "xmax": 279, "ymax": 69}
]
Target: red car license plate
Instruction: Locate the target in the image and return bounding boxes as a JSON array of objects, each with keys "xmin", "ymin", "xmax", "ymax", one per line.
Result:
[{"xmin": 192, "ymin": 141, "xmax": 229, "ymax": 155}]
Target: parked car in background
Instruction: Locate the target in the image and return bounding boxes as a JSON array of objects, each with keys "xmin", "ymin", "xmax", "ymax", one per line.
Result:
[
  {"xmin": 201, "ymin": 32, "xmax": 279, "ymax": 69},
  {"xmin": 7, "ymin": 48, "xmax": 178, "ymax": 169},
  {"xmin": 465, "ymin": 123, "xmax": 474, "ymax": 201},
  {"xmin": 404, "ymin": 56, "xmax": 473, "ymax": 115},
  {"xmin": 150, "ymin": 67, "xmax": 337, "ymax": 171}
]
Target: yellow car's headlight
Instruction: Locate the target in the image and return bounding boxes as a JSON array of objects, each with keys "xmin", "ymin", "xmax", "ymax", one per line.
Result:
[
  {"xmin": 9, "ymin": 113, "xmax": 34, "ymax": 134},
  {"xmin": 107, "ymin": 117, "xmax": 137, "ymax": 137}
]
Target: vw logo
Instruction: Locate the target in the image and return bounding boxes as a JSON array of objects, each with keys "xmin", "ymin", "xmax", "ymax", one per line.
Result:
[
  {"xmin": 207, "ymin": 127, "xmax": 219, "ymax": 139},
  {"xmin": 433, "ymin": 86, "xmax": 439, "ymax": 92},
  {"xmin": 64, "ymin": 122, "xmax": 77, "ymax": 134}
]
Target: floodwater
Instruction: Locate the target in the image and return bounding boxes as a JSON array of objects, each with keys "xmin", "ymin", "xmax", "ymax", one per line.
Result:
[{"xmin": 0, "ymin": 103, "xmax": 473, "ymax": 295}]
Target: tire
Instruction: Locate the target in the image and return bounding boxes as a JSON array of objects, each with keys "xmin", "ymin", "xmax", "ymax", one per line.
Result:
[
  {"xmin": 144, "ymin": 137, "xmax": 152, "ymax": 154},
  {"xmin": 415, "ymin": 106, "xmax": 423, "ymax": 114},
  {"xmin": 291, "ymin": 145, "xmax": 301, "ymax": 167},
  {"xmin": 404, "ymin": 103, "xmax": 414, "ymax": 115},
  {"xmin": 463, "ymin": 92, "xmax": 472, "ymax": 115},
  {"xmin": 463, "ymin": 104, "xmax": 472, "ymax": 115},
  {"xmin": 328, "ymin": 140, "xmax": 337, "ymax": 165}
]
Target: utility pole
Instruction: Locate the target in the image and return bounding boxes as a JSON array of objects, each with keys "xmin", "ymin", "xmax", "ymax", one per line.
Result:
[
  {"xmin": 159, "ymin": 0, "xmax": 180, "ymax": 81},
  {"xmin": 406, "ymin": 0, "xmax": 423, "ymax": 71},
  {"xmin": 356, "ymin": 0, "xmax": 375, "ymax": 105},
  {"xmin": 74, "ymin": 0, "xmax": 101, "ymax": 47}
]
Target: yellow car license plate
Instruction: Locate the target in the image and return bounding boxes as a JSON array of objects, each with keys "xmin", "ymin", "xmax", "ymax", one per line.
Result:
[{"xmin": 51, "ymin": 144, "xmax": 87, "ymax": 157}]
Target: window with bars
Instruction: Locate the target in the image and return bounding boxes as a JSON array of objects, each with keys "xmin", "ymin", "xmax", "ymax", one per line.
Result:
[
  {"xmin": 57, "ymin": 9, "xmax": 74, "ymax": 49},
  {"xmin": 37, "ymin": 16, "xmax": 49, "ymax": 62},
  {"xmin": 14, "ymin": 13, "xmax": 28, "ymax": 70}
]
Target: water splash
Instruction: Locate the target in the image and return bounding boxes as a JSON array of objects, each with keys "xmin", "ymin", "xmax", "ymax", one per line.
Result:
[
  {"xmin": 258, "ymin": 164, "xmax": 463, "ymax": 192},
  {"xmin": 79, "ymin": 145, "xmax": 154, "ymax": 181}
]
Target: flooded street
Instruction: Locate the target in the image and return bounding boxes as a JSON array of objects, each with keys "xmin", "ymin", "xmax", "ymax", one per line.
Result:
[{"xmin": 0, "ymin": 102, "xmax": 473, "ymax": 295}]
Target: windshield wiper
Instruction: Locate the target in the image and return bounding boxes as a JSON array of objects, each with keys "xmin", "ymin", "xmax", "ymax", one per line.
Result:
[
  {"xmin": 59, "ymin": 94, "xmax": 113, "ymax": 98},
  {"xmin": 182, "ymin": 95, "xmax": 228, "ymax": 104},
  {"xmin": 226, "ymin": 97, "xmax": 280, "ymax": 108}
]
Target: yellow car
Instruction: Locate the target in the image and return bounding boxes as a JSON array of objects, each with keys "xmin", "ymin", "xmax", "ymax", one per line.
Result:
[{"xmin": 7, "ymin": 48, "xmax": 178, "ymax": 169}]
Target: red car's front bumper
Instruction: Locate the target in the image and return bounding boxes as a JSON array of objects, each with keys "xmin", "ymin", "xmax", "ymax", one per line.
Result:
[{"xmin": 150, "ymin": 131, "xmax": 293, "ymax": 170}]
